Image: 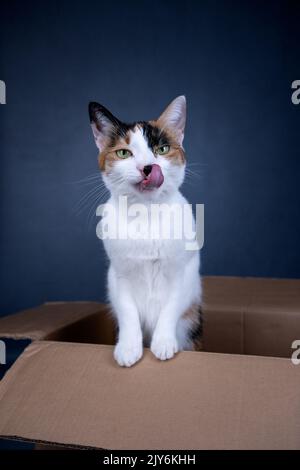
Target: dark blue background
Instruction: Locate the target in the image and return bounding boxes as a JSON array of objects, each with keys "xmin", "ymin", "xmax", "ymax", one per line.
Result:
[{"xmin": 1, "ymin": 0, "xmax": 300, "ymax": 316}]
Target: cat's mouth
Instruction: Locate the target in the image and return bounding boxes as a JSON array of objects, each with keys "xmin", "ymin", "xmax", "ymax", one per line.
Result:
[{"xmin": 137, "ymin": 164, "xmax": 164, "ymax": 191}]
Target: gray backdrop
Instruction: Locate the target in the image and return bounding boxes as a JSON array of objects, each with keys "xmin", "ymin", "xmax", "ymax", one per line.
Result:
[{"xmin": 1, "ymin": 0, "xmax": 300, "ymax": 315}]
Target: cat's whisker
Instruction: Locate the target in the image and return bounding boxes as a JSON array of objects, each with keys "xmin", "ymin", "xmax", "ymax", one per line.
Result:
[
  {"xmin": 109, "ymin": 176, "xmax": 126, "ymax": 186},
  {"xmin": 73, "ymin": 184, "xmax": 107, "ymax": 215},
  {"xmin": 80, "ymin": 189, "xmax": 109, "ymax": 224},
  {"xmin": 182, "ymin": 170, "xmax": 203, "ymax": 187},
  {"xmin": 86, "ymin": 189, "xmax": 110, "ymax": 230},
  {"xmin": 76, "ymin": 180, "xmax": 105, "ymax": 188},
  {"xmin": 187, "ymin": 162, "xmax": 207, "ymax": 166},
  {"xmin": 75, "ymin": 184, "xmax": 103, "ymax": 205},
  {"xmin": 185, "ymin": 168, "xmax": 203, "ymax": 178},
  {"xmin": 184, "ymin": 172, "xmax": 202, "ymax": 180},
  {"xmin": 67, "ymin": 173, "xmax": 103, "ymax": 185}
]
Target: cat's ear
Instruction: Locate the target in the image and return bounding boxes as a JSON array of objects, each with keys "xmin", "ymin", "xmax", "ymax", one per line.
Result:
[
  {"xmin": 88, "ymin": 102, "xmax": 121, "ymax": 151},
  {"xmin": 157, "ymin": 95, "xmax": 186, "ymax": 145}
]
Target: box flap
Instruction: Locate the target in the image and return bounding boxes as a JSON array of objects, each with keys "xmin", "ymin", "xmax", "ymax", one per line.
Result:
[
  {"xmin": 202, "ymin": 277, "xmax": 300, "ymax": 357},
  {"xmin": 0, "ymin": 302, "xmax": 107, "ymax": 341},
  {"xmin": 0, "ymin": 341, "xmax": 299, "ymax": 450},
  {"xmin": 203, "ymin": 276, "xmax": 300, "ymax": 313}
]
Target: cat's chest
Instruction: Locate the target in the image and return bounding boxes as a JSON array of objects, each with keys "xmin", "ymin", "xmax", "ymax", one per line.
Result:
[
  {"xmin": 100, "ymin": 196, "xmax": 192, "ymax": 264},
  {"xmin": 104, "ymin": 236, "xmax": 186, "ymax": 266}
]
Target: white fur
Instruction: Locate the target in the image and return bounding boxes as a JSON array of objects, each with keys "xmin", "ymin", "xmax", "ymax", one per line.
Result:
[{"xmin": 98, "ymin": 124, "xmax": 201, "ymax": 367}]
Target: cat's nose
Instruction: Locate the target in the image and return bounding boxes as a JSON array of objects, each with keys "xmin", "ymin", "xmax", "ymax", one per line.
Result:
[{"xmin": 143, "ymin": 165, "xmax": 153, "ymax": 177}]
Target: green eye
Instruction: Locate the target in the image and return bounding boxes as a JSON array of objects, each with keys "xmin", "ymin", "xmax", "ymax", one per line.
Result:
[
  {"xmin": 116, "ymin": 149, "xmax": 132, "ymax": 159},
  {"xmin": 157, "ymin": 144, "xmax": 170, "ymax": 155}
]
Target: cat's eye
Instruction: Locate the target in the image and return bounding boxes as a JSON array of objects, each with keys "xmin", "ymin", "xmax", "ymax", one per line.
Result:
[
  {"xmin": 156, "ymin": 145, "xmax": 170, "ymax": 155},
  {"xmin": 116, "ymin": 149, "xmax": 132, "ymax": 159}
]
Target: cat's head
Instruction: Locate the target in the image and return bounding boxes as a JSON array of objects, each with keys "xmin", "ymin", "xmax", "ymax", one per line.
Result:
[{"xmin": 88, "ymin": 96, "xmax": 186, "ymax": 200}]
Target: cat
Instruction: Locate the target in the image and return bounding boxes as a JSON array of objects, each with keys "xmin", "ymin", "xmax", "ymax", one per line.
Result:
[{"xmin": 89, "ymin": 96, "xmax": 202, "ymax": 367}]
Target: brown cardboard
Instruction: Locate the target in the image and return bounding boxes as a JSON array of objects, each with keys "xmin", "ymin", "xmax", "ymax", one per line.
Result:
[
  {"xmin": 1, "ymin": 277, "xmax": 300, "ymax": 357},
  {"xmin": 0, "ymin": 341, "xmax": 299, "ymax": 450},
  {"xmin": 202, "ymin": 276, "xmax": 300, "ymax": 357},
  {"xmin": 0, "ymin": 301, "xmax": 114, "ymax": 343},
  {"xmin": 0, "ymin": 276, "xmax": 300, "ymax": 449}
]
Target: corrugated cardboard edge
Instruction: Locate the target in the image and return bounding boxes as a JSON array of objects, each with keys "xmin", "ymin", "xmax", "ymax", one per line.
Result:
[{"xmin": 3, "ymin": 436, "xmax": 98, "ymax": 450}]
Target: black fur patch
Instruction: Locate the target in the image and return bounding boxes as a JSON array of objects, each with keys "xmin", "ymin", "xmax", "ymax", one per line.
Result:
[
  {"xmin": 89, "ymin": 102, "xmax": 171, "ymax": 150},
  {"xmin": 89, "ymin": 102, "xmax": 122, "ymax": 131},
  {"xmin": 89, "ymin": 101, "xmax": 135, "ymax": 146},
  {"xmin": 138, "ymin": 121, "xmax": 171, "ymax": 150},
  {"xmin": 189, "ymin": 306, "xmax": 203, "ymax": 342}
]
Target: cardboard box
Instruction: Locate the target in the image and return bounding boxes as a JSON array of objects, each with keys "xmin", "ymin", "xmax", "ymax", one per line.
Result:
[{"xmin": 0, "ymin": 276, "xmax": 300, "ymax": 450}]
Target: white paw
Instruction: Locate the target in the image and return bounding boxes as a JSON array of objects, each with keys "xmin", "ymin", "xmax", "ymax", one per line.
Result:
[
  {"xmin": 114, "ymin": 341, "xmax": 143, "ymax": 367},
  {"xmin": 151, "ymin": 335, "xmax": 179, "ymax": 361}
]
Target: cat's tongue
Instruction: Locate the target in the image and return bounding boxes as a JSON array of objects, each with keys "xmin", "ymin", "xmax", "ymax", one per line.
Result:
[{"xmin": 140, "ymin": 164, "xmax": 164, "ymax": 190}]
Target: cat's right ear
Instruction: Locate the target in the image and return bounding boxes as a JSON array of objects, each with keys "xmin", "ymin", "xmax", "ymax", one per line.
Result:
[{"xmin": 88, "ymin": 102, "xmax": 120, "ymax": 151}]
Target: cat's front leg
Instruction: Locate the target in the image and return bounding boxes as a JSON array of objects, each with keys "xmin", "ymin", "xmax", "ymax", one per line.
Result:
[
  {"xmin": 114, "ymin": 306, "xmax": 143, "ymax": 367},
  {"xmin": 150, "ymin": 279, "xmax": 182, "ymax": 361},
  {"xmin": 109, "ymin": 268, "xmax": 143, "ymax": 367}
]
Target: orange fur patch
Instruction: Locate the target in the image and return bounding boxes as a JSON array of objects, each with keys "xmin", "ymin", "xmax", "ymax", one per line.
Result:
[
  {"xmin": 150, "ymin": 119, "xmax": 186, "ymax": 165},
  {"xmin": 98, "ymin": 136, "xmax": 131, "ymax": 172}
]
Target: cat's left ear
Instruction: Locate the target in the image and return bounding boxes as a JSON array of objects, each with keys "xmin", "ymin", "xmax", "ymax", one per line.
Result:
[{"xmin": 157, "ymin": 95, "xmax": 186, "ymax": 145}]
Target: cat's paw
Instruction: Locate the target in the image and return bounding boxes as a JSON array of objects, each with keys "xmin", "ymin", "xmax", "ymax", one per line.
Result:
[
  {"xmin": 114, "ymin": 341, "xmax": 143, "ymax": 367},
  {"xmin": 151, "ymin": 335, "xmax": 179, "ymax": 361}
]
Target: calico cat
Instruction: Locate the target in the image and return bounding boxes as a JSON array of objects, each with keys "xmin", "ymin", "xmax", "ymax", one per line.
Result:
[{"xmin": 89, "ymin": 96, "xmax": 202, "ymax": 366}]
